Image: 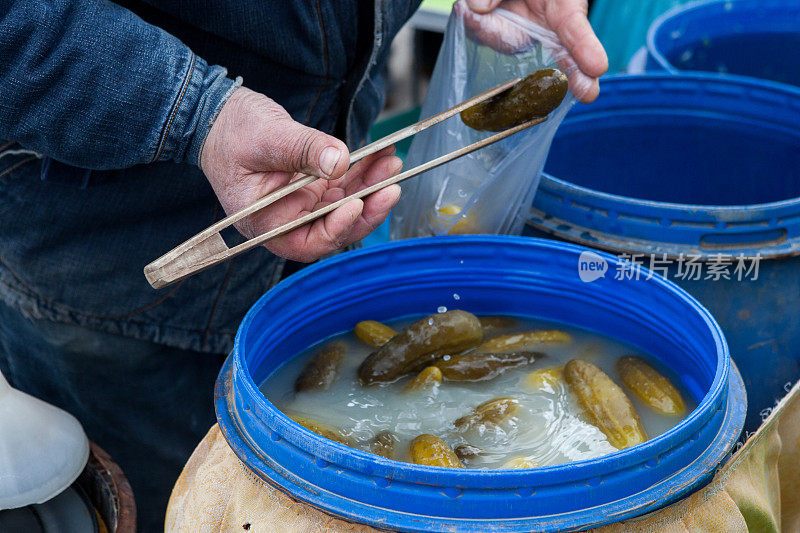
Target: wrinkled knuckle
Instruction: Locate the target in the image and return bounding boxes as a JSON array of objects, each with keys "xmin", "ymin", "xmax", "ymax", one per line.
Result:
[{"xmin": 292, "ymin": 129, "xmax": 316, "ymax": 171}]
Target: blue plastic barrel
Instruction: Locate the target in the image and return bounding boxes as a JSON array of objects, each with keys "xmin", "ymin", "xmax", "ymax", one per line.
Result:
[
  {"xmin": 216, "ymin": 236, "xmax": 745, "ymax": 532},
  {"xmin": 645, "ymin": 0, "xmax": 800, "ymax": 87},
  {"xmin": 525, "ymin": 73, "xmax": 800, "ymax": 432}
]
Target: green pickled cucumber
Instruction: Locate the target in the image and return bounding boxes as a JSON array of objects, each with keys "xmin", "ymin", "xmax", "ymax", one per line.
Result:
[
  {"xmin": 369, "ymin": 430, "xmax": 399, "ymax": 459},
  {"xmin": 454, "ymin": 444, "xmax": 481, "ymax": 460},
  {"xmin": 460, "ymin": 68, "xmax": 568, "ymax": 132},
  {"xmin": 435, "ymin": 351, "xmax": 543, "ymax": 381},
  {"xmin": 477, "ymin": 329, "xmax": 571, "ymax": 353},
  {"xmin": 616, "ymin": 356, "xmax": 686, "ymax": 416},
  {"xmin": 409, "ymin": 434, "xmax": 463, "ymax": 468},
  {"xmin": 403, "ymin": 366, "xmax": 443, "ymax": 392},
  {"xmin": 288, "ymin": 414, "xmax": 353, "ymax": 446},
  {"xmin": 294, "ymin": 342, "xmax": 345, "ymax": 392},
  {"xmin": 564, "ymin": 359, "xmax": 647, "ymax": 449},
  {"xmin": 354, "ymin": 320, "xmax": 398, "ymax": 347},
  {"xmin": 477, "ymin": 315, "xmax": 518, "ymax": 335},
  {"xmin": 358, "ymin": 310, "xmax": 483, "ymax": 385},
  {"xmin": 454, "ymin": 397, "xmax": 520, "ymax": 431}
]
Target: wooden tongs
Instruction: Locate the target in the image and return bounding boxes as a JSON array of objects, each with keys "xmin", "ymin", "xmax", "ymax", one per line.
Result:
[{"xmin": 144, "ymin": 77, "xmax": 548, "ymax": 289}]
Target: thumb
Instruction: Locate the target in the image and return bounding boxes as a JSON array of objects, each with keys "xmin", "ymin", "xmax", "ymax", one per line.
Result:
[
  {"xmin": 276, "ymin": 121, "xmax": 350, "ymax": 180},
  {"xmin": 465, "ymin": 0, "xmax": 504, "ymax": 14}
]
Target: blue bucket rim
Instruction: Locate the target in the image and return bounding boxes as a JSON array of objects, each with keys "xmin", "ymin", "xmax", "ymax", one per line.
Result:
[
  {"xmin": 215, "ymin": 236, "xmax": 739, "ymax": 530},
  {"xmin": 218, "ymin": 237, "xmax": 730, "ymax": 489},
  {"xmin": 646, "ymin": 0, "xmax": 800, "ymax": 76}
]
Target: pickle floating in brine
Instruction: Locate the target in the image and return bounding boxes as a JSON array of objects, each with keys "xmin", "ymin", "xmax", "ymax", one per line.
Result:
[
  {"xmin": 524, "ymin": 366, "xmax": 564, "ymax": 391},
  {"xmin": 409, "ymin": 434, "xmax": 463, "ymax": 468},
  {"xmin": 294, "ymin": 342, "xmax": 345, "ymax": 392},
  {"xmin": 477, "ymin": 330, "xmax": 571, "ymax": 353},
  {"xmin": 435, "ymin": 351, "xmax": 543, "ymax": 381},
  {"xmin": 564, "ymin": 359, "xmax": 647, "ymax": 449},
  {"xmin": 616, "ymin": 356, "xmax": 687, "ymax": 416},
  {"xmin": 358, "ymin": 310, "xmax": 483, "ymax": 385},
  {"xmin": 369, "ymin": 430, "xmax": 399, "ymax": 460},
  {"xmin": 502, "ymin": 455, "xmax": 539, "ymax": 469},
  {"xmin": 288, "ymin": 414, "xmax": 353, "ymax": 446},
  {"xmin": 454, "ymin": 444, "xmax": 481, "ymax": 460},
  {"xmin": 354, "ymin": 320, "xmax": 398, "ymax": 347},
  {"xmin": 478, "ymin": 316, "xmax": 518, "ymax": 335},
  {"xmin": 403, "ymin": 366, "xmax": 443, "ymax": 392},
  {"xmin": 460, "ymin": 68, "xmax": 569, "ymax": 132},
  {"xmin": 454, "ymin": 397, "xmax": 520, "ymax": 431}
]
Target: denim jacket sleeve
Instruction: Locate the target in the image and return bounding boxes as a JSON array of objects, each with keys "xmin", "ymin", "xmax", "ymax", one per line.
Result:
[{"xmin": 0, "ymin": 0, "xmax": 240, "ymax": 169}]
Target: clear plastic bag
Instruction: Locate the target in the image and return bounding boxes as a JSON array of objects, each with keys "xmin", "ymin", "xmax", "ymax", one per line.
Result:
[{"xmin": 390, "ymin": 1, "xmax": 580, "ymax": 239}]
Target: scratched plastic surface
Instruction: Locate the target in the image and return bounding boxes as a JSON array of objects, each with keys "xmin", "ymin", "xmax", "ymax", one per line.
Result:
[{"xmin": 260, "ymin": 315, "xmax": 695, "ymax": 468}]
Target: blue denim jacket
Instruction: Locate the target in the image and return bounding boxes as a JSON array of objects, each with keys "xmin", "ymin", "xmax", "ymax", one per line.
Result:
[{"xmin": 0, "ymin": 0, "xmax": 419, "ymax": 353}]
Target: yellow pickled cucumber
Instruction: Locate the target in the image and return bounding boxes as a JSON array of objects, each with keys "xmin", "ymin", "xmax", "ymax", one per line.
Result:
[
  {"xmin": 616, "ymin": 356, "xmax": 686, "ymax": 416},
  {"xmin": 403, "ymin": 366, "xmax": 443, "ymax": 392},
  {"xmin": 525, "ymin": 366, "xmax": 564, "ymax": 391},
  {"xmin": 502, "ymin": 455, "xmax": 539, "ymax": 469},
  {"xmin": 477, "ymin": 330, "xmax": 572, "ymax": 353},
  {"xmin": 358, "ymin": 310, "xmax": 483, "ymax": 385},
  {"xmin": 288, "ymin": 414, "xmax": 353, "ymax": 446},
  {"xmin": 369, "ymin": 430, "xmax": 399, "ymax": 459},
  {"xmin": 409, "ymin": 434, "xmax": 463, "ymax": 468},
  {"xmin": 354, "ymin": 320, "xmax": 398, "ymax": 347},
  {"xmin": 454, "ymin": 397, "xmax": 520, "ymax": 430},
  {"xmin": 294, "ymin": 342, "xmax": 345, "ymax": 392},
  {"xmin": 435, "ymin": 351, "xmax": 542, "ymax": 381},
  {"xmin": 564, "ymin": 359, "xmax": 647, "ymax": 449}
]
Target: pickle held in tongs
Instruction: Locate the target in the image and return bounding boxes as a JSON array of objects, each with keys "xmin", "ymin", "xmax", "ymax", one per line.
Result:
[
  {"xmin": 616, "ymin": 356, "xmax": 687, "ymax": 416},
  {"xmin": 409, "ymin": 434, "xmax": 464, "ymax": 468},
  {"xmin": 354, "ymin": 320, "xmax": 398, "ymax": 347},
  {"xmin": 294, "ymin": 341, "xmax": 345, "ymax": 392},
  {"xmin": 435, "ymin": 351, "xmax": 544, "ymax": 381},
  {"xmin": 564, "ymin": 359, "xmax": 647, "ymax": 449},
  {"xmin": 460, "ymin": 68, "xmax": 569, "ymax": 132},
  {"xmin": 358, "ymin": 310, "xmax": 483, "ymax": 385}
]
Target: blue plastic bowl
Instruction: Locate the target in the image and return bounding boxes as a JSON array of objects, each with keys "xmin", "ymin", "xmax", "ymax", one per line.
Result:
[
  {"xmin": 215, "ymin": 236, "xmax": 745, "ymax": 532},
  {"xmin": 646, "ymin": 0, "xmax": 800, "ymax": 87}
]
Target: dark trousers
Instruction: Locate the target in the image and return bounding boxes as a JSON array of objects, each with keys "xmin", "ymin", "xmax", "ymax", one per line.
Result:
[{"xmin": 0, "ymin": 300, "xmax": 225, "ymax": 532}]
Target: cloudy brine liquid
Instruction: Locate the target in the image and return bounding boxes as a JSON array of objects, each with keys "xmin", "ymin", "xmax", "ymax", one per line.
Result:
[{"xmin": 259, "ymin": 315, "xmax": 695, "ymax": 468}]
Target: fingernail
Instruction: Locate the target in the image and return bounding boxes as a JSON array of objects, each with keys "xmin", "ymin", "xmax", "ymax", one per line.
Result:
[{"xmin": 319, "ymin": 147, "xmax": 342, "ymax": 177}]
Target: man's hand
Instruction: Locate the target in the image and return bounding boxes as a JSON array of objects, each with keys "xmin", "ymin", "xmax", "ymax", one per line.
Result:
[
  {"xmin": 463, "ymin": 0, "xmax": 608, "ymax": 102},
  {"xmin": 200, "ymin": 87, "xmax": 402, "ymax": 263}
]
